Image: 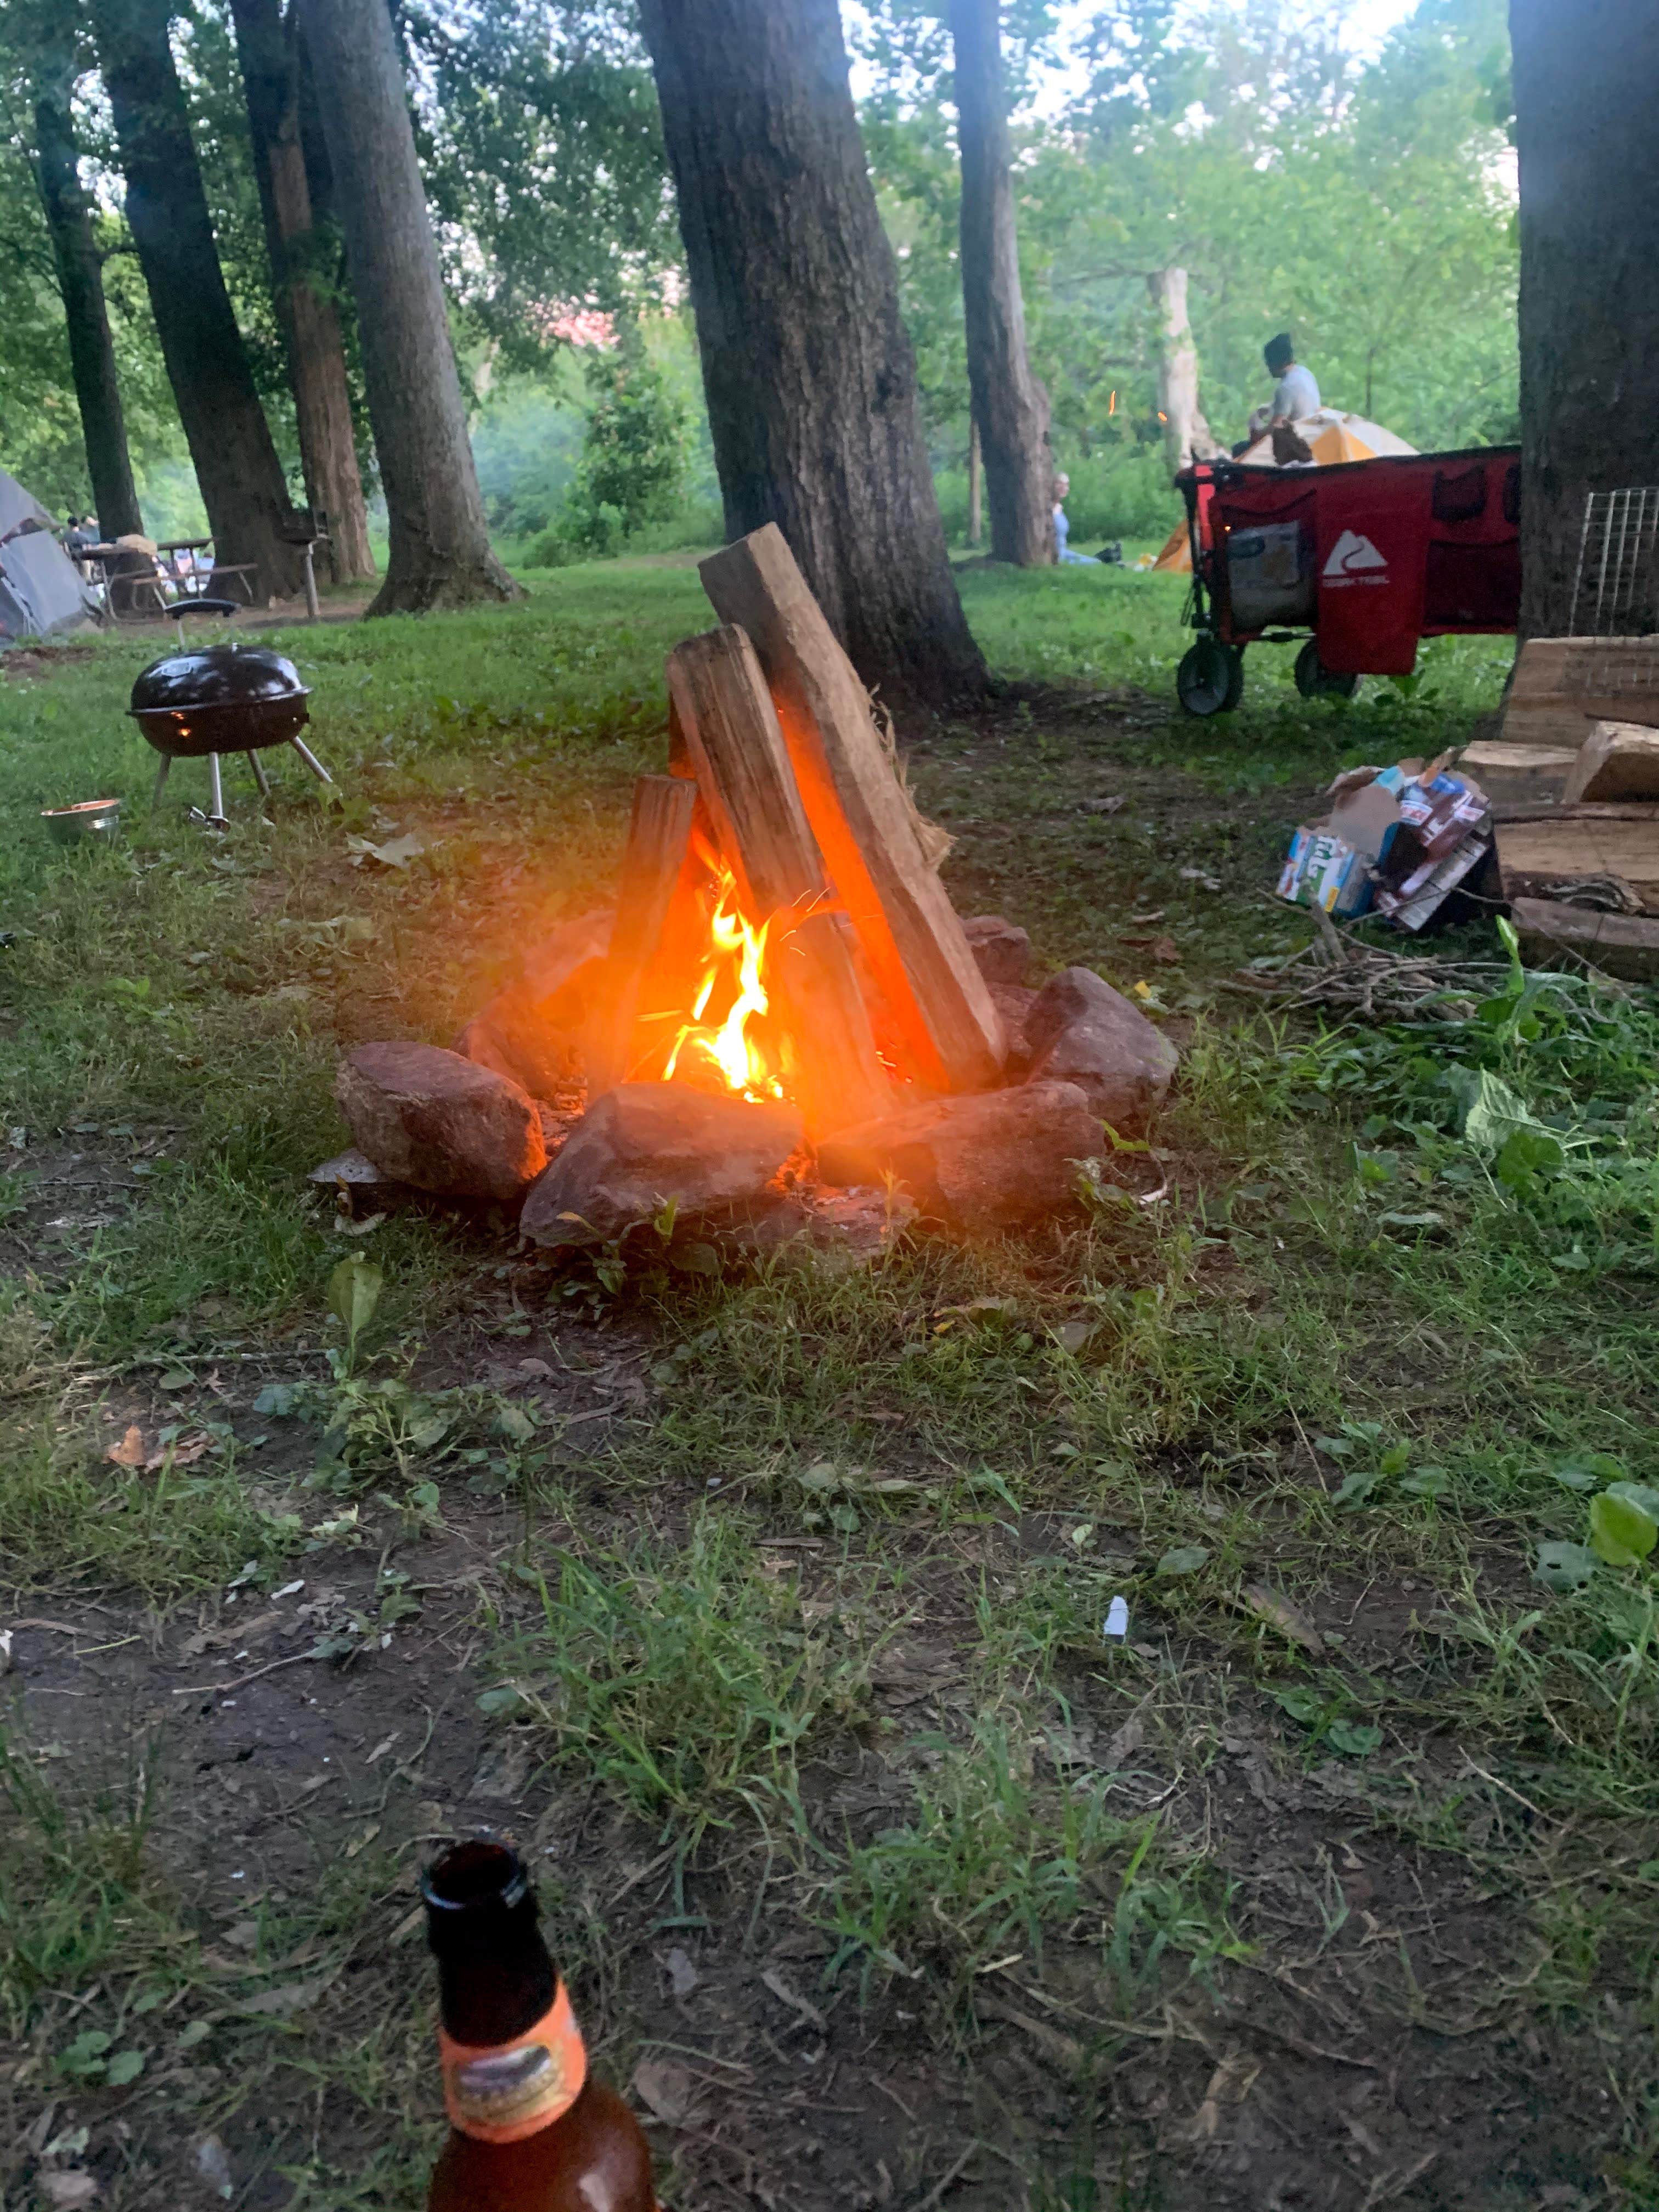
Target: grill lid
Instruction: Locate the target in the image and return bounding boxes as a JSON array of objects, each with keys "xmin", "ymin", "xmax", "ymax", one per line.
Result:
[{"xmin": 130, "ymin": 642, "xmax": 311, "ymax": 715}]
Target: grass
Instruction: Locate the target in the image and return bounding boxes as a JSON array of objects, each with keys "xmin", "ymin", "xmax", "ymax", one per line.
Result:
[{"xmin": 1, "ymin": 551, "xmax": 1656, "ymax": 2208}]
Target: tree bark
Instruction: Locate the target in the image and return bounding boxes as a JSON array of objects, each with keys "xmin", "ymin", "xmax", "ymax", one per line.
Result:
[
  {"xmin": 229, "ymin": 0, "xmax": 375, "ymax": 584},
  {"xmin": 30, "ymin": 66, "xmax": 144, "ymax": 541},
  {"xmin": 1148, "ymin": 268, "xmax": 1222, "ymax": 477},
  {"xmin": 93, "ymin": 0, "xmax": 305, "ymax": 601},
  {"xmin": 295, "ymin": 0, "xmax": 520, "ymax": 615},
  {"xmin": 1512, "ymin": 0, "xmax": 1659, "ymax": 637},
  {"xmin": 967, "ymin": 414, "xmax": 982, "ymax": 548},
  {"xmin": 949, "ymin": 0, "xmax": 1052, "ymax": 565},
  {"xmin": 635, "ymin": 0, "xmax": 983, "ymax": 704}
]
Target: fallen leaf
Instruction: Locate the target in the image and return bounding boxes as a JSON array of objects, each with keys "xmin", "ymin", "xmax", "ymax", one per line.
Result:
[
  {"xmin": 664, "ymin": 1945, "xmax": 700, "ymax": 1999},
  {"xmin": 1155, "ymin": 1544, "xmax": 1210, "ymax": 1577},
  {"xmin": 761, "ymin": 1967, "xmax": 827, "ymax": 2032},
  {"xmin": 630, "ymin": 2055, "xmax": 708, "ymax": 2129},
  {"xmin": 39, "ymin": 2175, "xmax": 100, "ymax": 2209},
  {"xmin": 1238, "ymin": 1583, "xmax": 1325, "ymax": 1656},
  {"xmin": 233, "ymin": 1973, "xmax": 334, "ymax": 2016},
  {"xmin": 348, "ymin": 832, "xmax": 425, "ymax": 869},
  {"xmin": 106, "ymin": 1425, "xmax": 145, "ymax": 1467},
  {"xmin": 1082, "ymin": 794, "xmax": 1125, "ymax": 815},
  {"xmin": 145, "ymin": 1434, "xmax": 209, "ymax": 1471},
  {"xmin": 1149, "ymin": 935, "xmax": 1181, "ymax": 964}
]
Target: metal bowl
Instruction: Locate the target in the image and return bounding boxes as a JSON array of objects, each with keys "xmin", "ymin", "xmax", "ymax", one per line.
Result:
[
  {"xmin": 129, "ymin": 642, "xmax": 312, "ymax": 759},
  {"xmin": 43, "ymin": 797, "xmax": 122, "ymax": 846}
]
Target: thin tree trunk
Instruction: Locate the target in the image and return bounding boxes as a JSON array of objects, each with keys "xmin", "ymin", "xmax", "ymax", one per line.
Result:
[
  {"xmin": 295, "ymin": 0, "xmax": 520, "ymax": 615},
  {"xmin": 1147, "ymin": 268, "xmax": 1221, "ymax": 477},
  {"xmin": 1512, "ymin": 0, "xmax": 1659, "ymax": 638},
  {"xmin": 30, "ymin": 66, "xmax": 144, "ymax": 541},
  {"xmin": 93, "ymin": 0, "xmax": 304, "ymax": 602},
  {"xmin": 950, "ymin": 0, "xmax": 1052, "ymax": 565},
  {"xmin": 968, "ymin": 414, "xmax": 982, "ymax": 547},
  {"xmin": 635, "ymin": 0, "xmax": 983, "ymax": 703},
  {"xmin": 228, "ymin": 0, "xmax": 375, "ymax": 584}
]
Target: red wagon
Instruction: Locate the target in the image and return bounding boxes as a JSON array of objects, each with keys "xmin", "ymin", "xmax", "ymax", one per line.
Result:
[{"xmin": 1172, "ymin": 445, "xmax": 1521, "ymax": 715}]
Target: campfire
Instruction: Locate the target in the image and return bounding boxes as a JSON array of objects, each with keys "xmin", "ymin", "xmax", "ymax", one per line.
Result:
[{"xmin": 330, "ymin": 527, "xmax": 1179, "ymax": 1247}]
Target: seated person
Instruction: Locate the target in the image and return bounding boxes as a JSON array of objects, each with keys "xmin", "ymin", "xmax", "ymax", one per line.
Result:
[
  {"xmin": 1052, "ymin": 474, "xmax": 1095, "ymax": 564},
  {"xmin": 1263, "ymin": 332, "xmax": 1319, "ymax": 425}
]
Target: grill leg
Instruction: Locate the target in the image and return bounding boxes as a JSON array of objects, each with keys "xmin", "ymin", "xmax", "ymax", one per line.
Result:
[
  {"xmin": 151, "ymin": 755, "xmax": 172, "ymax": 810},
  {"xmin": 246, "ymin": 749, "xmax": 272, "ymax": 798},
  {"xmin": 206, "ymin": 753, "xmax": 228, "ymax": 826},
  {"xmin": 289, "ymin": 734, "xmax": 334, "ymax": 786}
]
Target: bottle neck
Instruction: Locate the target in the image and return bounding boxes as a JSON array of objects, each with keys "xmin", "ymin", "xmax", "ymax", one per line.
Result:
[
  {"xmin": 423, "ymin": 1839, "xmax": 560, "ymax": 2049},
  {"xmin": 435, "ymin": 1899, "xmax": 557, "ymax": 2047}
]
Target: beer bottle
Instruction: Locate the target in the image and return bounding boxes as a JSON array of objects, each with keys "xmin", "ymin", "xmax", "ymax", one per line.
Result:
[{"xmin": 423, "ymin": 1836, "xmax": 659, "ymax": 2211}]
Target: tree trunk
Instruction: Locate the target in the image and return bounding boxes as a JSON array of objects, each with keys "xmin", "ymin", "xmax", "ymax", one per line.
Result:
[
  {"xmin": 294, "ymin": 0, "xmax": 520, "ymax": 615},
  {"xmin": 30, "ymin": 66, "xmax": 144, "ymax": 541},
  {"xmin": 1512, "ymin": 0, "xmax": 1659, "ymax": 637},
  {"xmin": 228, "ymin": 0, "xmax": 375, "ymax": 584},
  {"xmin": 949, "ymin": 0, "xmax": 1052, "ymax": 566},
  {"xmin": 93, "ymin": 0, "xmax": 305, "ymax": 601},
  {"xmin": 968, "ymin": 414, "xmax": 982, "ymax": 548},
  {"xmin": 1147, "ymin": 268, "xmax": 1222, "ymax": 477},
  {"xmin": 635, "ymin": 0, "xmax": 983, "ymax": 703}
]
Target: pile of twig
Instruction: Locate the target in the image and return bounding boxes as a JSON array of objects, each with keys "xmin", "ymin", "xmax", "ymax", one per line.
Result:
[{"xmin": 1227, "ymin": 908, "xmax": 1510, "ymax": 1020}]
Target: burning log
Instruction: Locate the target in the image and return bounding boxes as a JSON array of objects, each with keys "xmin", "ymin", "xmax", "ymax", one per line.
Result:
[
  {"xmin": 699, "ymin": 524, "xmax": 1005, "ymax": 1091},
  {"xmin": 666, "ymin": 625, "xmax": 891, "ymax": 1137},
  {"xmin": 584, "ymin": 774, "xmax": 699, "ymax": 1096}
]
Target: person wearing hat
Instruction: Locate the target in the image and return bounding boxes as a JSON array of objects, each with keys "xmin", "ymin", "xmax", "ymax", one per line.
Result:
[{"xmin": 1263, "ymin": 332, "xmax": 1319, "ymax": 426}]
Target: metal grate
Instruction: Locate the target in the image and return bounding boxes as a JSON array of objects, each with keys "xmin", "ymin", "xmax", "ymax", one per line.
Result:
[{"xmin": 1566, "ymin": 487, "xmax": 1659, "ymax": 696}]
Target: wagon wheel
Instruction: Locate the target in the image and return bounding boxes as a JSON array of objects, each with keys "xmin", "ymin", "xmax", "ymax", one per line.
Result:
[
  {"xmin": 1177, "ymin": 635, "xmax": 1244, "ymax": 716},
  {"xmin": 1294, "ymin": 641, "xmax": 1359, "ymax": 701}
]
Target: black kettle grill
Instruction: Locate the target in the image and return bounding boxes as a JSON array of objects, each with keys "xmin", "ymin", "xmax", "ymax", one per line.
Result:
[{"xmin": 129, "ymin": 602, "xmax": 332, "ymax": 825}]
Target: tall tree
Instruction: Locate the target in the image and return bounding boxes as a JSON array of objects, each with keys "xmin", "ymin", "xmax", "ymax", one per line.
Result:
[
  {"xmin": 635, "ymin": 0, "xmax": 983, "ymax": 701},
  {"xmin": 295, "ymin": 0, "xmax": 520, "ymax": 614},
  {"xmin": 92, "ymin": 0, "xmax": 304, "ymax": 599},
  {"xmin": 949, "ymin": 0, "xmax": 1052, "ymax": 564},
  {"xmin": 1511, "ymin": 0, "xmax": 1659, "ymax": 637},
  {"xmin": 229, "ymin": 0, "xmax": 374, "ymax": 583},
  {"xmin": 27, "ymin": 58, "xmax": 144, "ymax": 538},
  {"xmin": 1147, "ymin": 266, "xmax": 1221, "ymax": 476}
]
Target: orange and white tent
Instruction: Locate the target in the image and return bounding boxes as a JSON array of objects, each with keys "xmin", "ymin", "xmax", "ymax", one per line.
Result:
[{"xmin": 1151, "ymin": 412, "xmax": 1418, "ymax": 573}]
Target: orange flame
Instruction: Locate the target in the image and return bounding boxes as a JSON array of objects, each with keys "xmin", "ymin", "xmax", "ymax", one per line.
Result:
[
  {"xmin": 1108, "ymin": 390, "xmax": 1118, "ymax": 415},
  {"xmin": 662, "ymin": 867, "xmax": 784, "ymax": 1101}
]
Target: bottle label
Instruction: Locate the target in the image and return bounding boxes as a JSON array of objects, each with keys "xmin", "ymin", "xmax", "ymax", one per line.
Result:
[{"xmin": 438, "ymin": 1982, "xmax": 589, "ymax": 2145}]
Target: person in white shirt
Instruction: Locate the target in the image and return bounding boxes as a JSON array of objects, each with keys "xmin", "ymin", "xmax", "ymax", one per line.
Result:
[{"xmin": 1263, "ymin": 332, "xmax": 1320, "ymax": 425}]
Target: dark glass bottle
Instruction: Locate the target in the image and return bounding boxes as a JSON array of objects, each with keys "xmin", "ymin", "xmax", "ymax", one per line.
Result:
[{"xmin": 423, "ymin": 1837, "xmax": 658, "ymax": 2211}]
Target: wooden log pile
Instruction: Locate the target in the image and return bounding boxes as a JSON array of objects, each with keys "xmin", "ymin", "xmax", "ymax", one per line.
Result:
[{"xmin": 584, "ymin": 525, "xmax": 1007, "ymax": 1136}]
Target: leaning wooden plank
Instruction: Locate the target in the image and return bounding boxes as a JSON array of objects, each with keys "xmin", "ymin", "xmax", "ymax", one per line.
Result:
[
  {"xmin": 665, "ymin": 626, "xmax": 891, "ymax": 1136},
  {"xmin": 1511, "ymin": 896, "xmax": 1659, "ymax": 984},
  {"xmin": 700, "ymin": 524, "xmax": 1005, "ymax": 1091},
  {"xmin": 1496, "ymin": 815, "xmax": 1659, "ymax": 909},
  {"xmin": 585, "ymin": 774, "xmax": 698, "ymax": 1096}
]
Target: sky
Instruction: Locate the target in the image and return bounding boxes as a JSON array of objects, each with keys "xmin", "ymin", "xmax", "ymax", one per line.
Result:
[{"xmin": 845, "ymin": 0, "xmax": 1426, "ymax": 105}]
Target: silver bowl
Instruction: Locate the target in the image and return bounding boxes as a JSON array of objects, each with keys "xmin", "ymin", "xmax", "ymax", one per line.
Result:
[{"xmin": 43, "ymin": 797, "xmax": 123, "ymax": 846}]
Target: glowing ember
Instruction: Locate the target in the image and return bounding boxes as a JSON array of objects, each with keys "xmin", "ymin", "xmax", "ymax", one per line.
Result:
[{"xmin": 662, "ymin": 867, "xmax": 785, "ymax": 1102}]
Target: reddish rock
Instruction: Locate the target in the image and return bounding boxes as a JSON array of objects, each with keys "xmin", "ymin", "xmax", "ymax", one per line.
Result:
[
  {"xmin": 1022, "ymin": 967, "xmax": 1177, "ymax": 1135},
  {"xmin": 815, "ymin": 1081, "xmax": 1100, "ymax": 1232},
  {"xmin": 455, "ymin": 909, "xmax": 612, "ymax": 1099},
  {"xmin": 521, "ymin": 1083, "xmax": 804, "ymax": 1250},
  {"xmin": 962, "ymin": 914, "xmax": 1031, "ymax": 988},
  {"xmin": 989, "ymin": 983, "xmax": 1039, "ymax": 1069},
  {"xmin": 336, "ymin": 1042, "xmax": 545, "ymax": 1204}
]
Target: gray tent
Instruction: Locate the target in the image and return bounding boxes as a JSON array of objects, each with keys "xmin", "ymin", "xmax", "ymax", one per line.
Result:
[{"xmin": 0, "ymin": 468, "xmax": 100, "ymax": 644}]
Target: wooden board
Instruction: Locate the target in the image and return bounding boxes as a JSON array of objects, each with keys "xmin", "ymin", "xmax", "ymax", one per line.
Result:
[
  {"xmin": 665, "ymin": 625, "xmax": 890, "ymax": 1136},
  {"xmin": 700, "ymin": 524, "xmax": 1005, "ymax": 1092},
  {"xmin": 1511, "ymin": 896, "xmax": 1659, "ymax": 984},
  {"xmin": 1500, "ymin": 635, "xmax": 1659, "ymax": 752},
  {"xmin": 1562, "ymin": 720, "xmax": 1659, "ymax": 803},
  {"xmin": 1496, "ymin": 814, "xmax": 1659, "ymax": 910},
  {"xmin": 585, "ymin": 775, "xmax": 699, "ymax": 1096}
]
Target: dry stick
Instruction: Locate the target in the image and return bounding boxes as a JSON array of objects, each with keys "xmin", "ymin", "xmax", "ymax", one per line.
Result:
[
  {"xmin": 171, "ymin": 1649, "xmax": 318, "ymax": 1696},
  {"xmin": 912, "ymin": 2140, "xmax": 980, "ymax": 2211}
]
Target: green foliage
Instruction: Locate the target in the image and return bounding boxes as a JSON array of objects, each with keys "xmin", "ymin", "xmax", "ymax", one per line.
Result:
[{"xmin": 535, "ymin": 336, "xmax": 691, "ymax": 561}]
